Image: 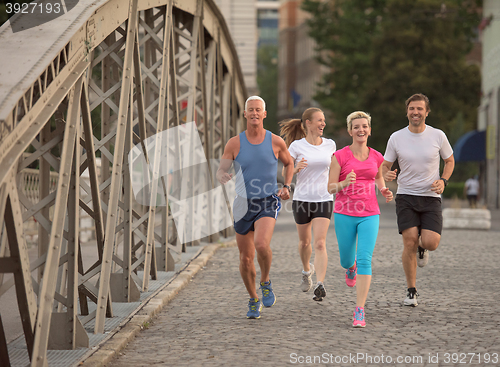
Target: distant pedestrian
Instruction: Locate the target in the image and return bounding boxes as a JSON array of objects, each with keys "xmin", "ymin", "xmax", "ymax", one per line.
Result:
[
  {"xmin": 328, "ymin": 111, "xmax": 393, "ymax": 328},
  {"xmin": 279, "ymin": 108, "xmax": 336, "ymax": 301},
  {"xmin": 382, "ymin": 93, "xmax": 455, "ymax": 307},
  {"xmin": 464, "ymin": 175, "xmax": 480, "ymax": 208},
  {"xmin": 217, "ymin": 96, "xmax": 294, "ymax": 319}
]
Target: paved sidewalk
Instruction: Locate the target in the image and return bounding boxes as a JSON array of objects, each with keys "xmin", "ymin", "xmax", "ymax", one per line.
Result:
[{"xmin": 103, "ymin": 199, "xmax": 500, "ymax": 367}]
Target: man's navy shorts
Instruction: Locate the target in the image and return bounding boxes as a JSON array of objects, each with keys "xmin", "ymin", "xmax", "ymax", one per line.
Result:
[{"xmin": 233, "ymin": 194, "xmax": 281, "ymax": 235}]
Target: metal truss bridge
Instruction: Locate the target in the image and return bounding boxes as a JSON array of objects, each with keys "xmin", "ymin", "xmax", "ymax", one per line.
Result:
[{"xmin": 0, "ymin": 0, "xmax": 246, "ymax": 365}]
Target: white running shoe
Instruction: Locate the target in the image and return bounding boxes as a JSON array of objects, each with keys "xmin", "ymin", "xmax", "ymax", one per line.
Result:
[
  {"xmin": 300, "ymin": 263, "xmax": 315, "ymax": 292},
  {"xmin": 404, "ymin": 288, "xmax": 419, "ymax": 307},
  {"xmin": 417, "ymin": 246, "xmax": 429, "ymax": 268}
]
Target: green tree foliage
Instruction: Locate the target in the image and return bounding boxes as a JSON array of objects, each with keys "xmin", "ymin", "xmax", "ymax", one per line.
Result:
[
  {"xmin": 302, "ymin": 0, "xmax": 481, "ymax": 152},
  {"xmin": 257, "ymin": 45, "xmax": 279, "ymax": 134}
]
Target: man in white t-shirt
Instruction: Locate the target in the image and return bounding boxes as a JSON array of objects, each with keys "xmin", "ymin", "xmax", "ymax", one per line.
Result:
[{"xmin": 382, "ymin": 93, "xmax": 455, "ymax": 307}]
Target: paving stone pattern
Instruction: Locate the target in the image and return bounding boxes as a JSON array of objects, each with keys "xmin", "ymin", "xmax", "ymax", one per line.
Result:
[{"xmin": 109, "ymin": 201, "xmax": 500, "ymax": 366}]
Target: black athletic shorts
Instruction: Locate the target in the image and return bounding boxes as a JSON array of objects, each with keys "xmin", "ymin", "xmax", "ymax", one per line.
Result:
[
  {"xmin": 292, "ymin": 200, "xmax": 333, "ymax": 225},
  {"xmin": 395, "ymin": 194, "xmax": 443, "ymax": 235}
]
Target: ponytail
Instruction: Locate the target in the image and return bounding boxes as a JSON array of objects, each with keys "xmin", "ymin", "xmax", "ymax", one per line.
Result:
[
  {"xmin": 278, "ymin": 118, "xmax": 306, "ymax": 147},
  {"xmin": 278, "ymin": 107, "xmax": 324, "ymax": 147}
]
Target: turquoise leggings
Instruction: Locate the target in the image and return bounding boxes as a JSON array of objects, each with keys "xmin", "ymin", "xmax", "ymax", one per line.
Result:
[{"xmin": 334, "ymin": 213, "xmax": 379, "ymax": 275}]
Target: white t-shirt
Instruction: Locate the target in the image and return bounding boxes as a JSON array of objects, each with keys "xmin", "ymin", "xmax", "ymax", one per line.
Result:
[
  {"xmin": 288, "ymin": 137, "xmax": 336, "ymax": 202},
  {"xmin": 465, "ymin": 178, "xmax": 479, "ymax": 195},
  {"xmin": 384, "ymin": 125, "xmax": 453, "ymax": 197}
]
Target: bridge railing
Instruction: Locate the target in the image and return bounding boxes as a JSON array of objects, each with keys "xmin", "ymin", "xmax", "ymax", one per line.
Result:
[{"xmin": 0, "ymin": 0, "xmax": 246, "ymax": 365}]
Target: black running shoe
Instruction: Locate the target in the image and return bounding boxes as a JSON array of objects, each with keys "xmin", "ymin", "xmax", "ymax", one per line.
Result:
[{"xmin": 313, "ymin": 283, "xmax": 326, "ymax": 302}]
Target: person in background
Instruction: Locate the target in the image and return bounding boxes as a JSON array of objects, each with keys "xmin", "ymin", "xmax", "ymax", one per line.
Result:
[{"xmin": 464, "ymin": 175, "xmax": 480, "ymax": 208}]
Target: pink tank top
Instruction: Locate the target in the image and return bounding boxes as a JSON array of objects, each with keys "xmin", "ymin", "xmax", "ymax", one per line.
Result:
[{"xmin": 333, "ymin": 146, "xmax": 384, "ymax": 217}]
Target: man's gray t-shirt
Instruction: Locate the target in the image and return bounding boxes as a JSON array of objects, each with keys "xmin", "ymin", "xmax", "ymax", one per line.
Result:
[{"xmin": 384, "ymin": 126, "xmax": 453, "ymax": 197}]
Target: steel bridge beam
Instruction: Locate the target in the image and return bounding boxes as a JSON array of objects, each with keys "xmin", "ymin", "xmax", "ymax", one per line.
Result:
[{"xmin": 0, "ymin": 0, "xmax": 246, "ymax": 364}]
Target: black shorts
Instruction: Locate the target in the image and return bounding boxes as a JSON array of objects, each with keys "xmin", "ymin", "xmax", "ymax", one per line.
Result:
[
  {"xmin": 292, "ymin": 200, "xmax": 333, "ymax": 225},
  {"xmin": 395, "ymin": 194, "xmax": 443, "ymax": 235}
]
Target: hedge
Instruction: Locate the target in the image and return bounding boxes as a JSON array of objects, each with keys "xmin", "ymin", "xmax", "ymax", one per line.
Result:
[{"xmin": 442, "ymin": 182, "xmax": 465, "ymax": 199}]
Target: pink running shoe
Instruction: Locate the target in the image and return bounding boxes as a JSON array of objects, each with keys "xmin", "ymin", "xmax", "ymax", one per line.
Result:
[
  {"xmin": 353, "ymin": 306, "xmax": 366, "ymax": 328},
  {"xmin": 345, "ymin": 262, "xmax": 357, "ymax": 287}
]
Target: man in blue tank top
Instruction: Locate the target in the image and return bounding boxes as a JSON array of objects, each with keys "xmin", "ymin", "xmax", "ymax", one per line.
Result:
[{"xmin": 217, "ymin": 96, "xmax": 294, "ymax": 319}]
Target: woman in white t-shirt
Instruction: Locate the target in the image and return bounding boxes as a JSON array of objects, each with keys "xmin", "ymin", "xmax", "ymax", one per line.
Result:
[{"xmin": 279, "ymin": 108, "xmax": 336, "ymax": 301}]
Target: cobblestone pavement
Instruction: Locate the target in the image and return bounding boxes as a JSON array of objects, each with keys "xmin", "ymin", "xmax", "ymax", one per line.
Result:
[{"xmin": 109, "ymin": 199, "xmax": 500, "ymax": 366}]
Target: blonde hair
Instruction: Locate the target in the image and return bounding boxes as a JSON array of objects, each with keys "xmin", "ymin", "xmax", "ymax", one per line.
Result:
[
  {"xmin": 279, "ymin": 107, "xmax": 323, "ymax": 147},
  {"xmin": 346, "ymin": 111, "xmax": 371, "ymax": 131},
  {"xmin": 245, "ymin": 96, "xmax": 266, "ymax": 111}
]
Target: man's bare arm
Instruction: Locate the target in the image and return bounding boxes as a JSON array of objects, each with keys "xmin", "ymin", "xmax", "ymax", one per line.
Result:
[
  {"xmin": 274, "ymin": 136, "xmax": 293, "ymax": 199},
  {"xmin": 382, "ymin": 160, "xmax": 397, "ymax": 181},
  {"xmin": 216, "ymin": 137, "xmax": 238, "ymax": 184}
]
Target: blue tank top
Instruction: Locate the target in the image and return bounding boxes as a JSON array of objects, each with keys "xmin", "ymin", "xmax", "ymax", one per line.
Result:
[{"xmin": 234, "ymin": 130, "xmax": 278, "ymax": 199}]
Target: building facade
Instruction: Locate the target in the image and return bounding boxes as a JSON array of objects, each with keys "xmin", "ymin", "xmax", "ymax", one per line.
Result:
[
  {"xmin": 479, "ymin": 0, "xmax": 500, "ymax": 208},
  {"xmin": 257, "ymin": 1, "xmax": 279, "ymax": 47},
  {"xmin": 277, "ymin": 0, "xmax": 327, "ymax": 120},
  {"xmin": 213, "ymin": 0, "xmax": 258, "ymax": 95}
]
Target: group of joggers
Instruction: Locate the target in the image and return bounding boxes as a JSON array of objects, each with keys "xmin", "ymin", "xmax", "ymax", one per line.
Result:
[{"xmin": 216, "ymin": 93, "xmax": 454, "ymax": 328}]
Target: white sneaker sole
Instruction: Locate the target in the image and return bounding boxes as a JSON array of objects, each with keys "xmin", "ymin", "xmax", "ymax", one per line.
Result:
[{"xmin": 404, "ymin": 299, "xmax": 418, "ymax": 307}]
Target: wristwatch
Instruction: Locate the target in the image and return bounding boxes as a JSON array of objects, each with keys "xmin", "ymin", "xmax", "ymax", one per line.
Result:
[
  {"xmin": 283, "ymin": 184, "xmax": 291, "ymax": 191},
  {"xmin": 440, "ymin": 178, "xmax": 448, "ymax": 187}
]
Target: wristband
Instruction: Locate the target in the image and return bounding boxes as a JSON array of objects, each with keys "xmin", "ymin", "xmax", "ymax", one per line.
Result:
[
  {"xmin": 283, "ymin": 184, "xmax": 291, "ymax": 191},
  {"xmin": 440, "ymin": 178, "xmax": 448, "ymax": 187}
]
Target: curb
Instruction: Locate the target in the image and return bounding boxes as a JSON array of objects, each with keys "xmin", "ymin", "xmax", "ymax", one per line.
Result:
[{"xmin": 78, "ymin": 239, "xmax": 236, "ymax": 367}]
